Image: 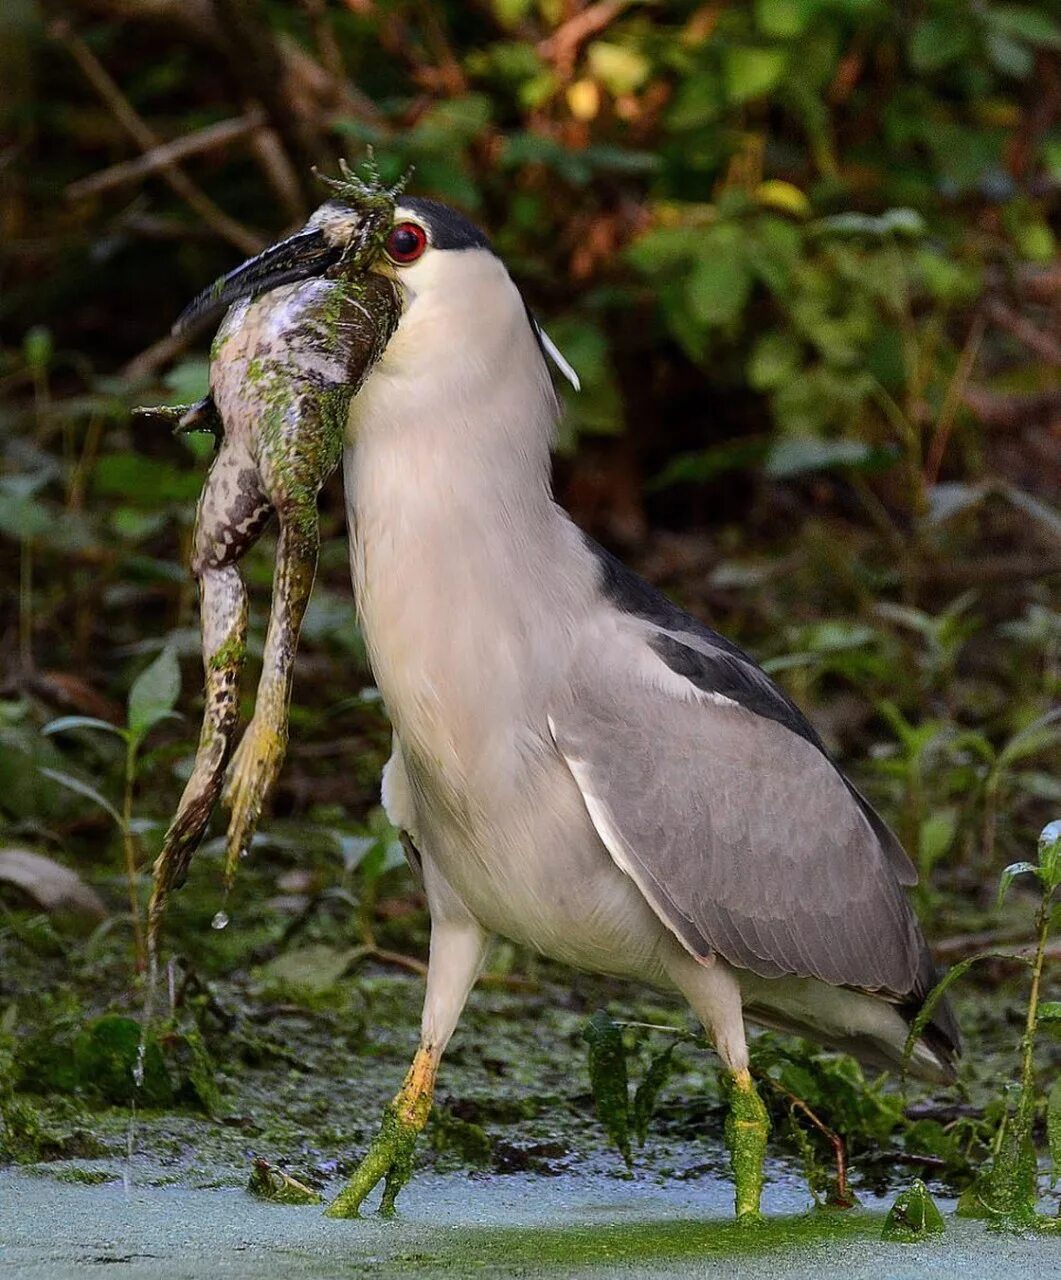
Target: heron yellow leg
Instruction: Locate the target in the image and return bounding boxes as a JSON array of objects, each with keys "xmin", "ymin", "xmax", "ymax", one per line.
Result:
[
  {"xmin": 724, "ymin": 1067, "xmax": 769, "ymax": 1224},
  {"xmin": 325, "ymin": 1047, "xmax": 438, "ymax": 1219}
]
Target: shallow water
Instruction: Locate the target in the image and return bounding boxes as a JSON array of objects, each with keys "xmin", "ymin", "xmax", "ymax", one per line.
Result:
[{"xmin": 2, "ymin": 1164, "xmax": 1059, "ymax": 1280}]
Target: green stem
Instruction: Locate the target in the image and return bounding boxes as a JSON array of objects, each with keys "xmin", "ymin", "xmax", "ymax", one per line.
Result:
[
  {"xmin": 1017, "ymin": 889, "xmax": 1052, "ymax": 1124},
  {"xmin": 123, "ymin": 742, "xmax": 146, "ymax": 974},
  {"xmin": 19, "ymin": 538, "xmax": 32, "ymax": 672}
]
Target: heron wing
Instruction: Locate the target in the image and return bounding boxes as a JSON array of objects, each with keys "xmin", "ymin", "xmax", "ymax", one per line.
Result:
[{"xmin": 550, "ymin": 613, "xmax": 931, "ymax": 999}]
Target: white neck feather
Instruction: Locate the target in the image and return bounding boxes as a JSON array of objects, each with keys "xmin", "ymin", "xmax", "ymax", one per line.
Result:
[{"xmin": 342, "ymin": 256, "xmax": 594, "ymax": 796}]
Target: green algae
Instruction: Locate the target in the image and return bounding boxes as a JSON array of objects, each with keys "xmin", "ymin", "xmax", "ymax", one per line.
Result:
[
  {"xmin": 582, "ymin": 1010, "xmax": 632, "ymax": 1167},
  {"xmin": 724, "ymin": 1069, "xmax": 770, "ymax": 1223},
  {"xmin": 882, "ymin": 1178, "xmax": 946, "ymax": 1242},
  {"xmin": 325, "ymin": 1100, "xmax": 425, "ymax": 1219},
  {"xmin": 406, "ymin": 1209, "xmax": 884, "ymax": 1271}
]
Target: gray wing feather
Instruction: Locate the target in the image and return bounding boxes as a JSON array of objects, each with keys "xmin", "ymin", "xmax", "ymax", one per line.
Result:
[{"xmin": 551, "ymin": 630, "xmax": 927, "ymax": 997}]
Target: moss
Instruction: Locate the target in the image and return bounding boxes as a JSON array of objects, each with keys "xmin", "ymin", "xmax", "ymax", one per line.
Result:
[
  {"xmin": 209, "ymin": 328, "xmax": 231, "ymax": 361},
  {"xmin": 48, "ymin": 1166, "xmax": 120, "ymax": 1185},
  {"xmin": 428, "ymin": 1108, "xmax": 492, "ymax": 1166},
  {"xmin": 208, "ymin": 634, "xmax": 246, "ymax": 674},
  {"xmin": 73, "ymin": 1015, "xmax": 173, "ymax": 1107}
]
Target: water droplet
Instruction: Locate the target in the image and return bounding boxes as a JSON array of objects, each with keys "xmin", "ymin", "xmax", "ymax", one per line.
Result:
[{"xmin": 211, "ymin": 910, "xmax": 229, "ymax": 930}]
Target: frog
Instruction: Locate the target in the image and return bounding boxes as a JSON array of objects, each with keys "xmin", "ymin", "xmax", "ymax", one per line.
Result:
[{"xmin": 138, "ymin": 162, "xmax": 403, "ymax": 948}]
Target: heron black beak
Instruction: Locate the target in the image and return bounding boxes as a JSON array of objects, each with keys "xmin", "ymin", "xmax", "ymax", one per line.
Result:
[{"xmin": 173, "ymin": 229, "xmax": 343, "ymax": 336}]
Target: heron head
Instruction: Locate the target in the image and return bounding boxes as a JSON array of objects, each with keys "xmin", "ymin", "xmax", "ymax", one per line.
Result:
[{"xmin": 174, "ymin": 172, "xmax": 579, "ymax": 390}]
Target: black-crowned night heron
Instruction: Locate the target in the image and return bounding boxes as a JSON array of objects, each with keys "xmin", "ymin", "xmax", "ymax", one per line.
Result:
[{"xmin": 203, "ymin": 191, "xmax": 960, "ymax": 1224}]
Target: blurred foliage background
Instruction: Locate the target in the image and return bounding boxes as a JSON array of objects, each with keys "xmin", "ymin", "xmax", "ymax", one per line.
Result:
[{"xmin": 1, "ymin": 0, "xmax": 1059, "ymax": 1015}]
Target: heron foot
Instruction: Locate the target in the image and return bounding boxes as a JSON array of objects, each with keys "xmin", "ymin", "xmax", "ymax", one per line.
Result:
[
  {"xmin": 325, "ymin": 1049, "xmax": 436, "ymax": 1219},
  {"xmin": 324, "ymin": 1104, "xmax": 422, "ymax": 1219},
  {"xmin": 724, "ymin": 1067, "xmax": 769, "ymax": 1222}
]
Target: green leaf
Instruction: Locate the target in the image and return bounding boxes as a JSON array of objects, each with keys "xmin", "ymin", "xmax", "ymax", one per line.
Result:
[
  {"xmin": 723, "ymin": 47, "xmax": 789, "ymax": 103},
  {"xmin": 755, "ymin": 0, "xmax": 817, "ymax": 39},
  {"xmin": 92, "ymin": 455, "xmax": 203, "ymax": 506},
  {"xmin": 1038, "ymin": 1002, "xmax": 1061, "ymax": 1023},
  {"xmin": 586, "ymin": 42, "xmax": 650, "ymax": 95},
  {"xmin": 42, "ymin": 716, "xmax": 127, "ymax": 741},
  {"xmin": 162, "ymin": 357, "xmax": 210, "ymax": 405},
  {"xmin": 985, "ymin": 31, "xmax": 1034, "ymax": 78},
  {"xmin": 985, "ymin": 6, "xmax": 1061, "ymax": 51},
  {"xmin": 127, "ymin": 645, "xmax": 181, "ymax": 746},
  {"xmin": 38, "ymin": 768, "xmax": 122, "ymax": 828},
  {"xmin": 903, "ymin": 952, "xmax": 1030, "ymax": 1073},
  {"xmin": 764, "ymin": 437, "xmax": 881, "ymax": 478},
  {"xmin": 22, "ymin": 326, "xmax": 53, "ymax": 372},
  {"xmin": 632, "ymin": 1042, "xmax": 678, "ymax": 1147},
  {"xmin": 1038, "ymin": 819, "xmax": 1061, "ymax": 890},
  {"xmin": 748, "ymin": 330, "xmax": 802, "ymax": 391},
  {"xmin": 0, "ymin": 492, "xmax": 53, "ymax": 540},
  {"xmin": 582, "ymin": 1011, "xmax": 631, "ymax": 1167},
  {"xmin": 686, "ymin": 250, "xmax": 752, "ymax": 327},
  {"xmin": 909, "ymin": 17, "xmax": 973, "ymax": 72},
  {"xmin": 998, "ymin": 861, "xmax": 1039, "ymax": 907}
]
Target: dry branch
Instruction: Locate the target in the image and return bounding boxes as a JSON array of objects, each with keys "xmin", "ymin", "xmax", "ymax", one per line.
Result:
[
  {"xmin": 66, "ymin": 110, "xmax": 267, "ymax": 200},
  {"xmin": 51, "ymin": 18, "xmax": 265, "ymax": 256}
]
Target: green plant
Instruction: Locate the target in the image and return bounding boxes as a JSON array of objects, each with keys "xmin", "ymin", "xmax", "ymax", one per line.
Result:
[
  {"xmin": 907, "ymin": 819, "xmax": 1061, "ymax": 1233},
  {"xmin": 40, "ymin": 644, "xmax": 182, "ymax": 971}
]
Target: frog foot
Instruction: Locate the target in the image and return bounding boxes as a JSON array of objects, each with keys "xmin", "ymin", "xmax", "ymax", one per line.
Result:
[
  {"xmin": 133, "ymin": 396, "xmax": 223, "ymax": 440},
  {"xmin": 222, "ymin": 716, "xmax": 286, "ymax": 882}
]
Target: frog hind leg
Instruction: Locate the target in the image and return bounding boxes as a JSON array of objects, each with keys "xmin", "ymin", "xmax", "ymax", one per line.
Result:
[
  {"xmin": 148, "ymin": 445, "xmax": 270, "ymax": 948},
  {"xmin": 222, "ymin": 493, "xmax": 319, "ymax": 885}
]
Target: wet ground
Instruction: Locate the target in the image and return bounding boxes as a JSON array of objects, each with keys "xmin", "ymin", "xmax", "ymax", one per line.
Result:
[
  {"xmin": 3, "ymin": 864, "xmax": 1060, "ymax": 1279},
  {"xmin": 3, "ymin": 1162, "xmax": 1060, "ymax": 1279}
]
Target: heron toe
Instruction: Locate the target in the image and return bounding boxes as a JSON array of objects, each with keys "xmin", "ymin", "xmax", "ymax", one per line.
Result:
[
  {"xmin": 324, "ymin": 1104, "xmax": 424, "ymax": 1219},
  {"xmin": 325, "ymin": 1048, "xmax": 437, "ymax": 1219}
]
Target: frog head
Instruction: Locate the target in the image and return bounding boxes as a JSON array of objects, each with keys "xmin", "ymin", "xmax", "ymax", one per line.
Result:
[{"xmin": 173, "ymin": 157, "xmax": 407, "ymax": 336}]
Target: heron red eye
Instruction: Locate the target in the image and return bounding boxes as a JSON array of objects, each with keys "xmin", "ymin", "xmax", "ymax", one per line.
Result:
[{"xmin": 385, "ymin": 222, "xmax": 428, "ymax": 264}]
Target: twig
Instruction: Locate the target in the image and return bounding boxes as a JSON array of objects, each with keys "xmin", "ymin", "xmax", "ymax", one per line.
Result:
[
  {"xmin": 907, "ymin": 553, "xmax": 1061, "ymax": 589},
  {"xmin": 935, "ymin": 927, "xmax": 1039, "ymax": 960},
  {"xmin": 986, "ymin": 298, "xmax": 1061, "ymax": 366},
  {"xmin": 246, "ymin": 123, "xmax": 307, "ymax": 223},
  {"xmin": 365, "ymin": 946, "xmax": 429, "ymax": 977},
  {"xmin": 302, "ymin": 0, "xmax": 347, "ymax": 87},
  {"xmin": 415, "ymin": 0, "xmax": 467, "ymax": 96},
  {"xmin": 65, "ymin": 111, "xmax": 266, "ymax": 200},
  {"xmin": 122, "ymin": 331, "xmax": 190, "ymax": 383},
  {"xmin": 962, "ymin": 385, "xmax": 1061, "ymax": 428},
  {"xmin": 51, "ymin": 19, "xmax": 264, "ymax": 256},
  {"xmin": 539, "ymin": 1, "xmax": 629, "ymax": 72},
  {"xmin": 758, "ymin": 1072, "xmax": 855, "ymax": 1208},
  {"xmin": 924, "ymin": 310, "xmax": 985, "ymax": 486},
  {"xmin": 209, "ymin": 0, "xmax": 324, "ymax": 204}
]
